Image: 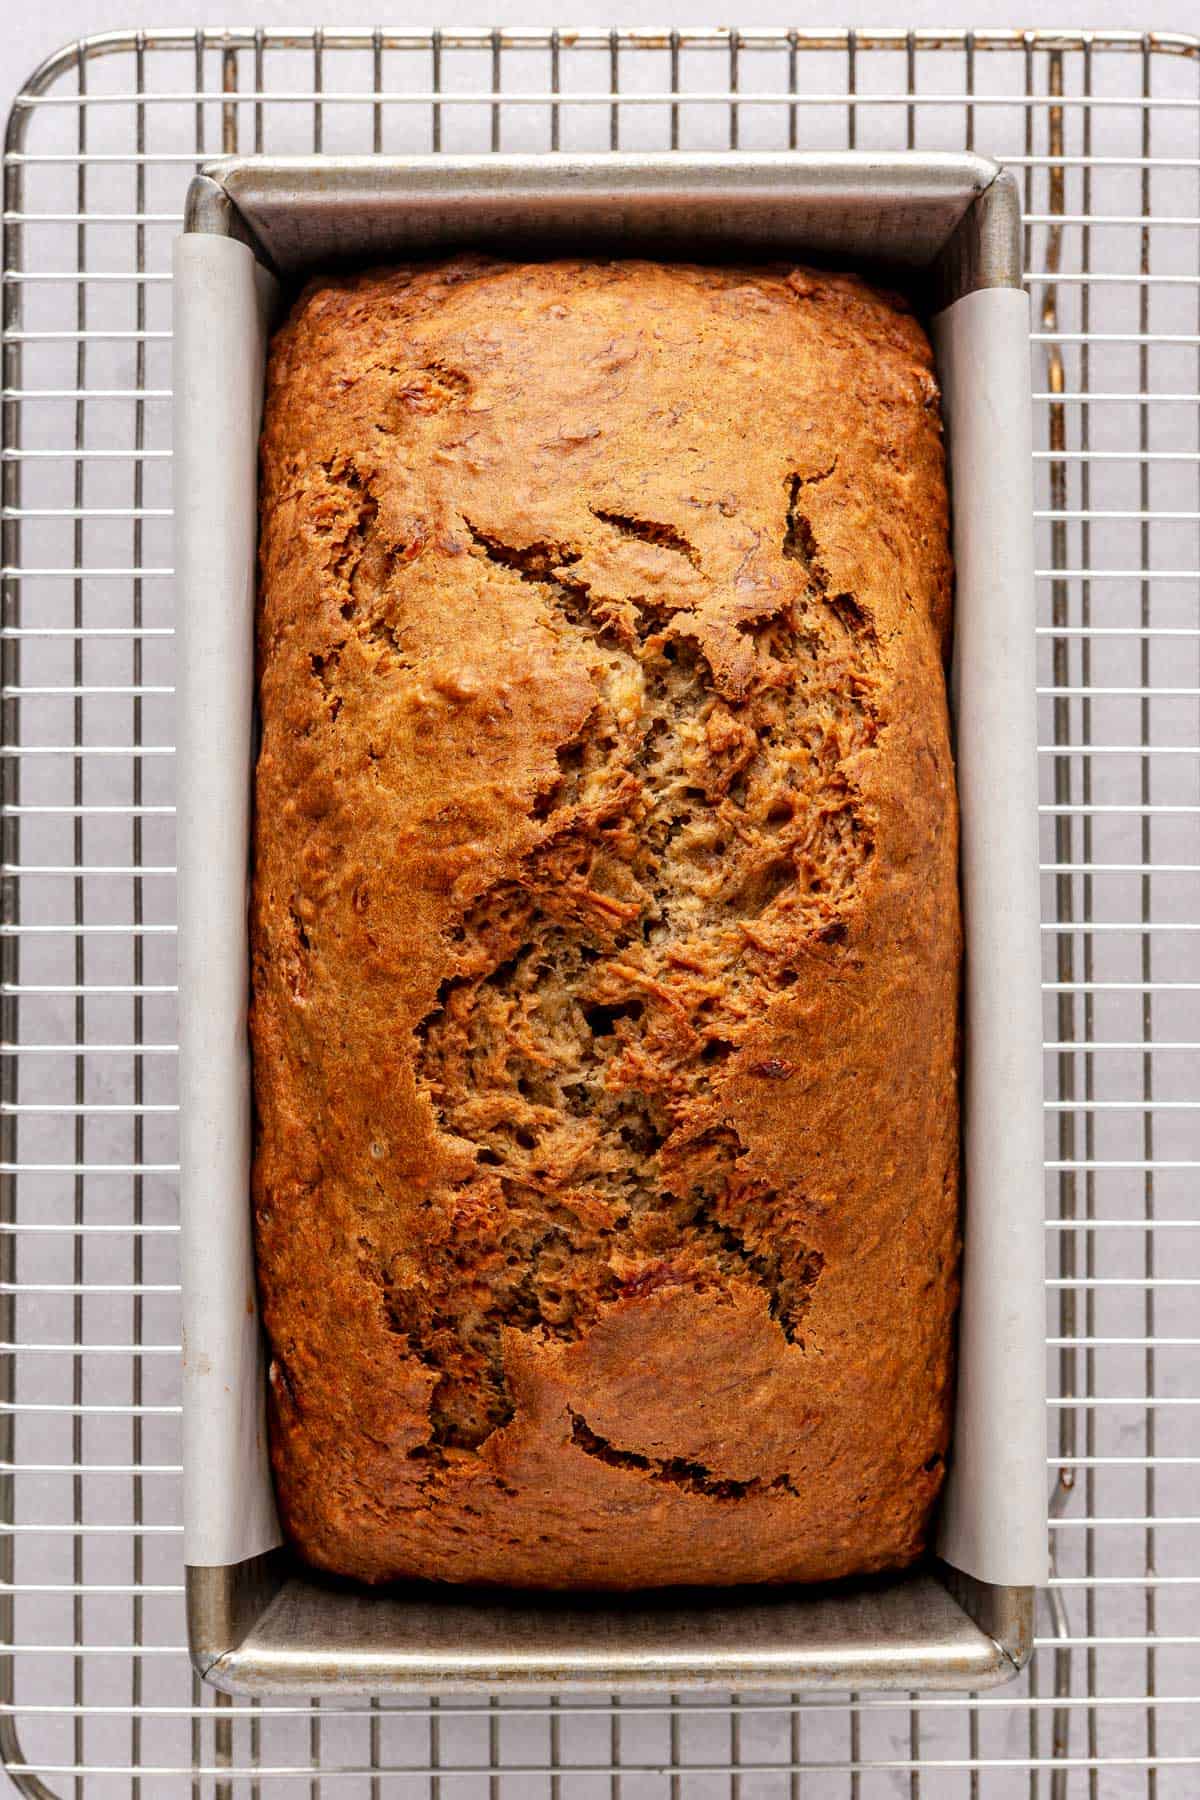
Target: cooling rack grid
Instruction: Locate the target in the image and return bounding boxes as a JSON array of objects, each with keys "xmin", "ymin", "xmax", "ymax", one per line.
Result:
[{"xmin": 1, "ymin": 25, "xmax": 1198, "ymax": 1798}]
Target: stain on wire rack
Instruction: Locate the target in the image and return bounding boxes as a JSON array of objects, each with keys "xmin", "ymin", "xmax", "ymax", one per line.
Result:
[
  {"xmin": 1137, "ymin": 34, "xmax": 1159, "ymax": 1800},
  {"xmin": 0, "ymin": 8, "xmax": 24, "ymax": 1786},
  {"xmin": 69, "ymin": 42, "xmax": 86, "ymax": 1800},
  {"xmin": 1039, "ymin": 46, "xmax": 1081, "ymax": 1800},
  {"xmin": 1077, "ymin": 37, "xmax": 1098, "ymax": 1799}
]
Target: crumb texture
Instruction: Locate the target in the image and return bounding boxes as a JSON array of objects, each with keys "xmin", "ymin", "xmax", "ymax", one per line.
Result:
[{"xmin": 252, "ymin": 255, "xmax": 960, "ymax": 1589}]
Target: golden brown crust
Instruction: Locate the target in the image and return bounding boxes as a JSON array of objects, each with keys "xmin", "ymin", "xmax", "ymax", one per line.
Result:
[{"xmin": 252, "ymin": 255, "xmax": 960, "ymax": 1588}]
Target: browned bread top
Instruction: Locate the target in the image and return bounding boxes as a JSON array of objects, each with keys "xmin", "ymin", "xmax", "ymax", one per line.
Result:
[{"xmin": 252, "ymin": 255, "xmax": 960, "ymax": 1588}]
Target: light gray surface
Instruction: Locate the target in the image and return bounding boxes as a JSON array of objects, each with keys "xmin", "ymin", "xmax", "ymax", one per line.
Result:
[
  {"xmin": 2, "ymin": 15, "xmax": 1198, "ymax": 1800},
  {"xmin": 2, "ymin": 0, "xmax": 1197, "ymax": 131}
]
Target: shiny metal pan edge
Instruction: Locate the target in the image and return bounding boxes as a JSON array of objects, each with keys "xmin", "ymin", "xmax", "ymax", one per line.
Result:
[
  {"xmin": 184, "ymin": 149, "xmax": 1022, "ymax": 301},
  {"xmin": 188, "ymin": 1557, "xmax": 1032, "ymax": 1696}
]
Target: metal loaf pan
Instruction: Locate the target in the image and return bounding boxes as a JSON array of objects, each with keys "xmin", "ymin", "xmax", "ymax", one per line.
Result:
[{"xmin": 180, "ymin": 150, "xmax": 1035, "ymax": 1696}]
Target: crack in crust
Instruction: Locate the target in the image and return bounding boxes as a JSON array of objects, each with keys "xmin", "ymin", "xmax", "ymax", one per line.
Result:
[
  {"xmin": 783, "ymin": 468, "xmax": 878, "ymax": 648},
  {"xmin": 398, "ymin": 502, "xmax": 878, "ymax": 1453},
  {"xmin": 568, "ymin": 1409, "xmax": 801, "ymax": 1500},
  {"xmin": 313, "ymin": 455, "xmax": 420, "ymax": 633},
  {"xmin": 268, "ymin": 486, "xmax": 878, "ymax": 1458},
  {"xmin": 589, "ymin": 506, "xmax": 704, "ymax": 570}
]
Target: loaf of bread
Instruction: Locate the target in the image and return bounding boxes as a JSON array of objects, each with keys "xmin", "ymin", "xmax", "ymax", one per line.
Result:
[{"xmin": 252, "ymin": 255, "xmax": 960, "ymax": 1589}]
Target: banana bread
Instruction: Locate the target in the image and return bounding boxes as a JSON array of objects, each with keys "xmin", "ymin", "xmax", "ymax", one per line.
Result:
[{"xmin": 252, "ymin": 254, "xmax": 960, "ymax": 1588}]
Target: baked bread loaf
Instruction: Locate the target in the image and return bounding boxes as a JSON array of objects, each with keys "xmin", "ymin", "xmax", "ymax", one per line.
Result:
[{"xmin": 252, "ymin": 255, "xmax": 960, "ymax": 1589}]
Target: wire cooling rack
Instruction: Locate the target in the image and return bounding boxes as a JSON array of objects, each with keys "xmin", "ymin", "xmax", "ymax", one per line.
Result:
[{"xmin": 1, "ymin": 23, "xmax": 1198, "ymax": 1797}]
